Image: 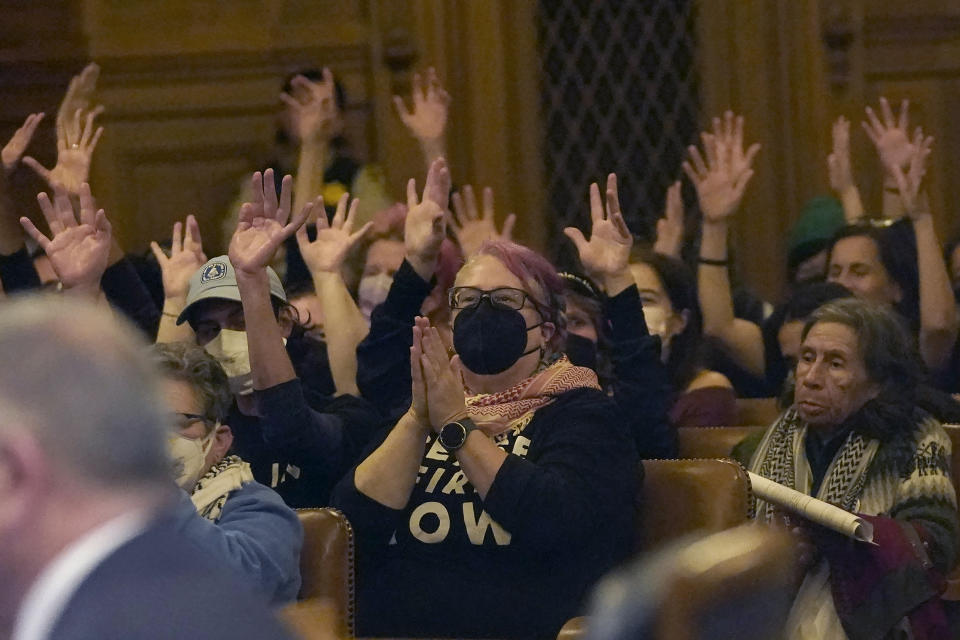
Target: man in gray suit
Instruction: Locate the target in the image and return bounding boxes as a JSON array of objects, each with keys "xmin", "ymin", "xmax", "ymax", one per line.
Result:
[{"xmin": 0, "ymin": 296, "xmax": 295, "ymax": 640}]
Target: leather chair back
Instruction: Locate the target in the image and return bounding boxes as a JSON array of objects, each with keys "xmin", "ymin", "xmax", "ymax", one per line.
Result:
[
  {"xmin": 638, "ymin": 459, "xmax": 752, "ymax": 551},
  {"xmin": 677, "ymin": 426, "xmax": 767, "ymax": 460},
  {"xmin": 289, "ymin": 508, "xmax": 355, "ymax": 637}
]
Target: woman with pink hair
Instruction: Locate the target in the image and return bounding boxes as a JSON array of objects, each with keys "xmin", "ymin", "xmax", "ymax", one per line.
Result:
[{"xmin": 331, "ymin": 170, "xmax": 636, "ymax": 639}]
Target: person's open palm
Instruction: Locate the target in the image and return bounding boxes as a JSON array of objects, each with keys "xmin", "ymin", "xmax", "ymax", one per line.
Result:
[
  {"xmin": 151, "ymin": 215, "xmax": 207, "ymax": 299},
  {"xmin": 450, "ymin": 185, "xmax": 516, "ymax": 257},
  {"xmin": 229, "ymin": 169, "xmax": 309, "ymax": 276},
  {"xmin": 24, "ymin": 106, "xmax": 104, "ymax": 196},
  {"xmin": 394, "ymin": 67, "xmax": 450, "ymax": 144},
  {"xmin": 564, "ymin": 173, "xmax": 632, "ymax": 278},
  {"xmin": 20, "ymin": 182, "xmax": 111, "ymax": 290},
  {"xmin": 683, "ymin": 115, "xmax": 760, "ymax": 223},
  {"xmin": 297, "ymin": 192, "xmax": 373, "ymax": 274},
  {"xmin": 280, "ymin": 68, "xmax": 339, "ymax": 144},
  {"xmin": 2, "ymin": 112, "xmax": 44, "ymax": 174},
  {"xmin": 404, "ymin": 157, "xmax": 450, "ymax": 267},
  {"xmin": 863, "ymin": 97, "xmax": 915, "ymax": 172}
]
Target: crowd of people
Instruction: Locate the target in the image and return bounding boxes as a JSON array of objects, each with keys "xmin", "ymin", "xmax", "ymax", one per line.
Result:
[{"xmin": 0, "ymin": 61, "xmax": 958, "ymax": 640}]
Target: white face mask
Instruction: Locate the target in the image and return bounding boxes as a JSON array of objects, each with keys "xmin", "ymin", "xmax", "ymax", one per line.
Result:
[
  {"xmin": 168, "ymin": 431, "xmax": 215, "ymax": 491},
  {"xmin": 358, "ymin": 273, "xmax": 394, "ymax": 322},
  {"xmin": 204, "ymin": 329, "xmax": 253, "ymax": 396},
  {"xmin": 643, "ymin": 304, "xmax": 670, "ymax": 340}
]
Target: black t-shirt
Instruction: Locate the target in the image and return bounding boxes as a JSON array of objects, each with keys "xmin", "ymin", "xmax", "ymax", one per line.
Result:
[{"xmin": 331, "ymin": 387, "xmax": 639, "ymax": 639}]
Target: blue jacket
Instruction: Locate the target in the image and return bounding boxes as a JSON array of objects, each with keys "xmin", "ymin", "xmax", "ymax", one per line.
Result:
[{"xmin": 173, "ymin": 480, "xmax": 303, "ymax": 605}]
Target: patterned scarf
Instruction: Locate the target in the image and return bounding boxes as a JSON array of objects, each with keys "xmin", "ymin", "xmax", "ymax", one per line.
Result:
[
  {"xmin": 465, "ymin": 355, "xmax": 601, "ymax": 437},
  {"xmin": 190, "ymin": 455, "xmax": 254, "ymax": 522},
  {"xmin": 749, "ymin": 408, "xmax": 880, "ymax": 522}
]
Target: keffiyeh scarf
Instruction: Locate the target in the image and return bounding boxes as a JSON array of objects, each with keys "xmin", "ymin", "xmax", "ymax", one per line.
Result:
[
  {"xmin": 465, "ymin": 355, "xmax": 601, "ymax": 437},
  {"xmin": 190, "ymin": 455, "xmax": 255, "ymax": 522}
]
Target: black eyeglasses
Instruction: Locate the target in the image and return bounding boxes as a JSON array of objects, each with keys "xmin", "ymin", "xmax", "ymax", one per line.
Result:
[{"xmin": 448, "ymin": 286, "xmax": 541, "ymax": 311}]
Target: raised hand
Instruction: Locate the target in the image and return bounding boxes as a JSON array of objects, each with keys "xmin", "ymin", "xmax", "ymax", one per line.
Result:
[
  {"xmin": 57, "ymin": 63, "xmax": 100, "ymax": 138},
  {"xmin": 683, "ymin": 111, "xmax": 760, "ymax": 224},
  {"xmin": 828, "ymin": 116, "xmax": 855, "ymax": 193},
  {"xmin": 296, "ymin": 192, "xmax": 373, "ymax": 273},
  {"xmin": 564, "ymin": 173, "xmax": 632, "ymax": 279},
  {"xmin": 23, "ymin": 106, "xmax": 104, "ymax": 196},
  {"xmin": 450, "ymin": 185, "xmax": 516, "ymax": 257},
  {"xmin": 20, "ymin": 182, "xmax": 110, "ymax": 293},
  {"xmin": 654, "ymin": 180, "xmax": 684, "ymax": 258},
  {"xmin": 150, "ymin": 215, "xmax": 207, "ymax": 300},
  {"xmin": 419, "ymin": 318, "xmax": 466, "ymax": 431},
  {"xmin": 280, "ymin": 68, "xmax": 339, "ymax": 144},
  {"xmin": 890, "ymin": 129, "xmax": 934, "ymax": 218},
  {"xmin": 863, "ymin": 97, "xmax": 915, "ymax": 173},
  {"xmin": 2, "ymin": 113, "xmax": 45, "ymax": 174},
  {"xmin": 229, "ymin": 169, "xmax": 310, "ymax": 276},
  {"xmin": 393, "ymin": 67, "xmax": 450, "ymax": 145},
  {"xmin": 404, "ymin": 157, "xmax": 450, "ymax": 279}
]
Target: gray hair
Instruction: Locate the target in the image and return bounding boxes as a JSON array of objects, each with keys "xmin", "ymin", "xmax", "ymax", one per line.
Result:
[
  {"xmin": 802, "ymin": 297, "xmax": 924, "ymax": 392},
  {"xmin": 0, "ymin": 295, "xmax": 169, "ymax": 486},
  {"xmin": 151, "ymin": 342, "xmax": 232, "ymax": 430}
]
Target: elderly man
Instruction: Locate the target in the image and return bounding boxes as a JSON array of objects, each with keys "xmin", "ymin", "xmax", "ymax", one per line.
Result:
[
  {"xmin": 749, "ymin": 298, "xmax": 958, "ymax": 640},
  {"xmin": 0, "ymin": 297, "xmax": 293, "ymax": 640},
  {"xmin": 155, "ymin": 342, "xmax": 303, "ymax": 605}
]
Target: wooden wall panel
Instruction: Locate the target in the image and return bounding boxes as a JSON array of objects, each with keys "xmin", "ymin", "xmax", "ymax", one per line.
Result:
[
  {"xmin": 698, "ymin": 0, "xmax": 832, "ymax": 301},
  {"xmin": 2, "ymin": 0, "xmax": 544, "ymax": 259}
]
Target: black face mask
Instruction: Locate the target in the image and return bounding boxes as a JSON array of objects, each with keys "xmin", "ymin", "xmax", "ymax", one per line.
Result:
[
  {"xmin": 453, "ymin": 298, "xmax": 541, "ymax": 375},
  {"xmin": 565, "ymin": 333, "xmax": 598, "ymax": 370}
]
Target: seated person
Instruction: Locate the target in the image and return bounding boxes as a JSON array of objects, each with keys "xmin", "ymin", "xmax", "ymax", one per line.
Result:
[
  {"xmin": 631, "ymin": 251, "xmax": 736, "ymax": 428},
  {"xmin": 331, "ymin": 233, "xmax": 638, "ymax": 639},
  {"xmin": 157, "ymin": 171, "xmax": 382, "ymax": 507},
  {"xmin": 155, "ymin": 342, "xmax": 303, "ymax": 605},
  {"xmin": 748, "ymin": 298, "xmax": 958, "ymax": 640},
  {"xmin": 561, "ymin": 173, "xmax": 675, "ymax": 458}
]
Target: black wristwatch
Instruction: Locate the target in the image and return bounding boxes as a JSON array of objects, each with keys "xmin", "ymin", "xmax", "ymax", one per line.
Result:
[{"xmin": 438, "ymin": 418, "xmax": 479, "ymax": 451}]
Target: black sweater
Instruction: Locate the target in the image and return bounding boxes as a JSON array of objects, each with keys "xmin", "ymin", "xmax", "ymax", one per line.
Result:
[
  {"xmin": 603, "ymin": 285, "xmax": 677, "ymax": 458},
  {"xmin": 230, "ymin": 375, "xmax": 382, "ymax": 508},
  {"xmin": 330, "ymin": 387, "xmax": 639, "ymax": 639}
]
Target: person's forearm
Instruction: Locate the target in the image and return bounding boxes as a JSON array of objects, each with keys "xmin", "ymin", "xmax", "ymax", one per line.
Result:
[
  {"xmin": 406, "ymin": 251, "xmax": 438, "ymax": 282},
  {"xmin": 455, "ymin": 431, "xmax": 508, "ymax": 501},
  {"xmin": 698, "ymin": 220, "xmax": 765, "ymax": 375},
  {"xmin": 312, "ymin": 270, "xmax": 368, "ymax": 395},
  {"xmin": 699, "ymin": 221, "xmax": 736, "ymax": 332},
  {"xmin": 156, "ymin": 296, "xmax": 195, "ymax": 343},
  {"xmin": 838, "ymin": 185, "xmax": 865, "ymax": 223},
  {"xmin": 602, "ymin": 266, "xmax": 636, "ymax": 297},
  {"xmin": 914, "ymin": 213, "xmax": 958, "ymax": 371},
  {"xmin": 294, "ymin": 139, "xmax": 327, "ymax": 216},
  {"xmin": 419, "ymin": 137, "xmax": 447, "ymax": 174},
  {"xmin": 235, "ymin": 271, "xmax": 297, "ymax": 388},
  {"xmin": 881, "ymin": 178, "xmax": 905, "ymax": 219},
  {"xmin": 354, "ymin": 410, "xmax": 429, "ymax": 508}
]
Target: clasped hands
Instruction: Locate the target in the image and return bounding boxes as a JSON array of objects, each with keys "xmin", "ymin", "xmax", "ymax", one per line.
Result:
[{"xmin": 409, "ymin": 315, "xmax": 467, "ymax": 434}]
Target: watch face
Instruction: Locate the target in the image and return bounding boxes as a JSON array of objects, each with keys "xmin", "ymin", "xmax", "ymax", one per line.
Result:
[{"xmin": 440, "ymin": 422, "xmax": 467, "ymax": 450}]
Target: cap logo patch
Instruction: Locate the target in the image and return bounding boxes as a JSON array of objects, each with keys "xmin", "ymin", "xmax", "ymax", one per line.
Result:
[{"xmin": 201, "ymin": 262, "xmax": 228, "ymax": 283}]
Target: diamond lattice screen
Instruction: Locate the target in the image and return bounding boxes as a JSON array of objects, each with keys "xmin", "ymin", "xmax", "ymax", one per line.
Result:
[{"xmin": 538, "ymin": 0, "xmax": 699, "ymax": 267}]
